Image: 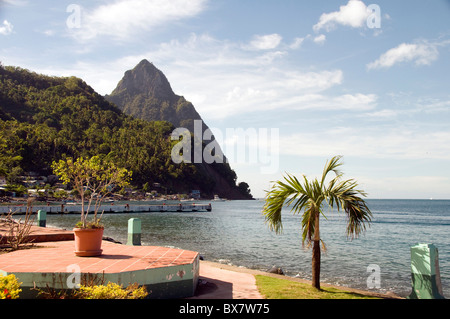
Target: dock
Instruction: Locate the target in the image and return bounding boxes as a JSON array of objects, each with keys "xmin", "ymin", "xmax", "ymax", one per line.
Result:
[{"xmin": 0, "ymin": 202, "xmax": 212, "ymax": 215}]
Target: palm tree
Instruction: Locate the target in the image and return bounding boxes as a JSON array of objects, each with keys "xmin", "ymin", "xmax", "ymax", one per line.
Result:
[{"xmin": 262, "ymin": 155, "xmax": 372, "ymax": 290}]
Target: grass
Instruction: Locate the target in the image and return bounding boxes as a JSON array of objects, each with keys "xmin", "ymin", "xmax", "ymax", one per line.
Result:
[{"xmin": 255, "ymin": 275, "xmax": 381, "ymax": 299}]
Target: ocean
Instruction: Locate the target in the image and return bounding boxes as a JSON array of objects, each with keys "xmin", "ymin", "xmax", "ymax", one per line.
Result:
[{"xmin": 45, "ymin": 199, "xmax": 450, "ymax": 298}]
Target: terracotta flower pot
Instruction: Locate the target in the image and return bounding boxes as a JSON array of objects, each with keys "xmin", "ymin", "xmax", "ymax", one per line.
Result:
[{"xmin": 73, "ymin": 227, "xmax": 104, "ymax": 257}]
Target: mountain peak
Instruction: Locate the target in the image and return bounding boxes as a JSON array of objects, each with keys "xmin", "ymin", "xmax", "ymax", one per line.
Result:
[
  {"xmin": 107, "ymin": 59, "xmax": 202, "ymax": 131},
  {"xmin": 113, "ymin": 59, "xmax": 175, "ymax": 101},
  {"xmin": 137, "ymin": 59, "xmax": 152, "ymax": 66},
  {"xmin": 104, "ymin": 60, "xmax": 253, "ymax": 200}
]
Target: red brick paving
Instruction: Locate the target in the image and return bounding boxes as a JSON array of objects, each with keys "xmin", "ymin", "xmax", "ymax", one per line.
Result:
[
  {"xmin": 1, "ymin": 224, "xmax": 198, "ymax": 274},
  {"xmin": 0, "ymin": 240, "xmax": 198, "ymax": 274}
]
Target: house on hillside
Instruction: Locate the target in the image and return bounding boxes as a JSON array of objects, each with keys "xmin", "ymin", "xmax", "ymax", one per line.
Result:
[{"xmin": 190, "ymin": 190, "xmax": 201, "ymax": 199}]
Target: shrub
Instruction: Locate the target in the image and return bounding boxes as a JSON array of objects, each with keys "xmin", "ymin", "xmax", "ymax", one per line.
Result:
[
  {"xmin": 76, "ymin": 282, "xmax": 148, "ymax": 299},
  {"xmin": 0, "ymin": 199, "xmax": 35, "ymax": 251},
  {"xmin": 35, "ymin": 279, "xmax": 149, "ymax": 299},
  {"xmin": 0, "ymin": 274, "xmax": 22, "ymax": 299}
]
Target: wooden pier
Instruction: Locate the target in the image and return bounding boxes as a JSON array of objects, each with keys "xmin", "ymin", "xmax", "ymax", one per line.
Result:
[{"xmin": 0, "ymin": 202, "xmax": 212, "ymax": 215}]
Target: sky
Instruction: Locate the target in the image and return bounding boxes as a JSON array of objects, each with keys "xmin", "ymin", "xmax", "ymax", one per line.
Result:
[{"xmin": 1, "ymin": 0, "xmax": 449, "ymax": 199}]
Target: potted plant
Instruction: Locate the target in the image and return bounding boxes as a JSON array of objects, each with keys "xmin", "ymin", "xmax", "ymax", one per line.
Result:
[{"xmin": 52, "ymin": 156, "xmax": 131, "ymax": 257}]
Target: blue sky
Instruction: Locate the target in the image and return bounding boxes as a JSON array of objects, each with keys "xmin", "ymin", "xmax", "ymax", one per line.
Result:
[{"xmin": 1, "ymin": 0, "xmax": 450, "ymax": 199}]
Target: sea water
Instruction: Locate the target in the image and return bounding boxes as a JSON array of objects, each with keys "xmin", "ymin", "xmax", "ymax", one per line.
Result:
[{"xmin": 46, "ymin": 199, "xmax": 450, "ymax": 297}]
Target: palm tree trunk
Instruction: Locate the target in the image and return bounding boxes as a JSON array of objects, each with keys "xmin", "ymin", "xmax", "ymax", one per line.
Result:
[
  {"xmin": 311, "ymin": 210, "xmax": 321, "ymax": 290},
  {"xmin": 312, "ymin": 240, "xmax": 321, "ymax": 289}
]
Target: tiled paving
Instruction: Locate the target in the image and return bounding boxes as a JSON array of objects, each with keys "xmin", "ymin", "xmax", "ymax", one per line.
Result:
[
  {"xmin": 0, "ymin": 241, "xmax": 198, "ymax": 273},
  {"xmin": 0, "ymin": 231, "xmax": 200, "ymax": 299}
]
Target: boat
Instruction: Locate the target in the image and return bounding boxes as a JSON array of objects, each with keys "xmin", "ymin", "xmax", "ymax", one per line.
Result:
[{"xmin": 213, "ymin": 195, "xmax": 226, "ymax": 202}]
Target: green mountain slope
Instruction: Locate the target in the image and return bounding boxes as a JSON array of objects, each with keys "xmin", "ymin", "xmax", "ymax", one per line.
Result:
[{"xmin": 0, "ymin": 63, "xmax": 252, "ymax": 199}]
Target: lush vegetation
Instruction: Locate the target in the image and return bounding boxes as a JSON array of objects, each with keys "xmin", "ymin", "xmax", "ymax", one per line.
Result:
[
  {"xmin": 255, "ymin": 275, "xmax": 380, "ymax": 299},
  {"xmin": 0, "ymin": 64, "xmax": 248, "ymax": 198}
]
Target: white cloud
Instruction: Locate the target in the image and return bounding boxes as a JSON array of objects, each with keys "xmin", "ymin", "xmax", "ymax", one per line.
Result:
[
  {"xmin": 144, "ymin": 33, "xmax": 287, "ymax": 68},
  {"xmin": 361, "ymin": 175, "xmax": 450, "ymax": 199},
  {"xmin": 115, "ymin": 33, "xmax": 378, "ymax": 120},
  {"xmin": 275, "ymin": 92, "xmax": 377, "ymax": 113},
  {"xmin": 2, "ymin": 0, "xmax": 28, "ymax": 6},
  {"xmin": 248, "ymin": 34, "xmax": 283, "ymax": 50},
  {"xmin": 0, "ymin": 20, "xmax": 13, "ymax": 35},
  {"xmin": 367, "ymin": 41, "xmax": 440, "ymax": 70},
  {"xmin": 333, "ymin": 93, "xmax": 377, "ymax": 110},
  {"xmin": 159, "ymin": 41, "xmax": 377, "ymax": 119},
  {"xmin": 313, "ymin": 34, "xmax": 326, "ymax": 45},
  {"xmin": 31, "ymin": 32, "xmax": 377, "ymax": 121},
  {"xmin": 42, "ymin": 30, "xmax": 55, "ymax": 37},
  {"xmin": 70, "ymin": 0, "xmax": 207, "ymax": 41},
  {"xmin": 289, "ymin": 37, "xmax": 305, "ymax": 49},
  {"xmin": 365, "ymin": 109, "xmax": 398, "ymax": 119},
  {"xmin": 279, "ymin": 127, "xmax": 450, "ymax": 160},
  {"xmin": 313, "ymin": 0, "xmax": 370, "ymax": 32},
  {"xmin": 280, "ymin": 70, "xmax": 343, "ymax": 91},
  {"xmin": 418, "ymin": 98, "xmax": 450, "ymax": 113}
]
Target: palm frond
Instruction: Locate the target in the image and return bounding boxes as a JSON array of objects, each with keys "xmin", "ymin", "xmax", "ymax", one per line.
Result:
[
  {"xmin": 326, "ymin": 177, "xmax": 373, "ymax": 239},
  {"xmin": 301, "ymin": 206, "xmax": 316, "ymax": 246},
  {"xmin": 344, "ymin": 196, "xmax": 373, "ymax": 239},
  {"xmin": 320, "ymin": 155, "xmax": 343, "ymax": 187},
  {"xmin": 262, "ymin": 177, "xmax": 296, "ymax": 234},
  {"xmin": 263, "ymin": 173, "xmax": 313, "ymax": 237},
  {"xmin": 262, "ymin": 155, "xmax": 372, "ymax": 243}
]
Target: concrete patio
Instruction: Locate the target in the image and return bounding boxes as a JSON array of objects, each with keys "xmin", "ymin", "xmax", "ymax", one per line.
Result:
[{"xmin": 0, "ymin": 230, "xmax": 199, "ymax": 299}]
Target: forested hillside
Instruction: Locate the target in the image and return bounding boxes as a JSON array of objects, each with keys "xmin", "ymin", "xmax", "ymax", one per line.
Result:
[{"xmin": 0, "ymin": 64, "xmax": 252, "ymax": 199}]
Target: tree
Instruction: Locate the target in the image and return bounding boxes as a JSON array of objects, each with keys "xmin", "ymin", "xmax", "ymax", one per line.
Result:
[
  {"xmin": 262, "ymin": 156, "xmax": 372, "ymax": 290},
  {"xmin": 237, "ymin": 182, "xmax": 251, "ymax": 197},
  {"xmin": 0, "ymin": 133, "xmax": 23, "ymax": 177},
  {"xmin": 52, "ymin": 156, "xmax": 132, "ymax": 228}
]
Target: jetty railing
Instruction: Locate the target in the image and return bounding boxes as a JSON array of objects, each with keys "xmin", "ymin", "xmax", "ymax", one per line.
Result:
[{"xmin": 0, "ymin": 203, "xmax": 212, "ymax": 215}]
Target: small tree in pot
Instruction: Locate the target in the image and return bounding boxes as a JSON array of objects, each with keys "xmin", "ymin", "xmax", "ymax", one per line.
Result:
[{"xmin": 52, "ymin": 156, "xmax": 131, "ymax": 256}]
